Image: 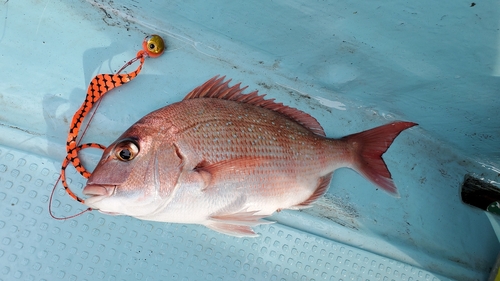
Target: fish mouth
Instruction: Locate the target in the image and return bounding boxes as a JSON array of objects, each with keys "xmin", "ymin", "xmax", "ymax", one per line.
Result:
[
  {"xmin": 83, "ymin": 184, "xmax": 116, "ymax": 197},
  {"xmin": 82, "ymin": 184, "xmax": 116, "ymax": 209}
]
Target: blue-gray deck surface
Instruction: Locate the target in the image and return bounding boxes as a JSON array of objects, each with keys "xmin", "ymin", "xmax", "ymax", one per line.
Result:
[{"xmin": 0, "ymin": 1, "xmax": 498, "ymax": 280}]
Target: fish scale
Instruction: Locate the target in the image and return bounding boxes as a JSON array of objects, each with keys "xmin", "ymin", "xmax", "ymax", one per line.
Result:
[
  {"xmin": 174, "ymin": 99, "xmax": 333, "ymax": 175},
  {"xmin": 154, "ymin": 99, "xmax": 327, "ymax": 204}
]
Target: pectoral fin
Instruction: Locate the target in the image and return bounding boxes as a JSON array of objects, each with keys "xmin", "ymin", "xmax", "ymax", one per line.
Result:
[
  {"xmin": 194, "ymin": 157, "xmax": 270, "ymax": 191},
  {"xmin": 195, "ymin": 157, "xmax": 268, "ymax": 175}
]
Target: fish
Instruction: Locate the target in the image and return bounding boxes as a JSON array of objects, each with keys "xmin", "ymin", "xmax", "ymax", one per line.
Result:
[{"xmin": 82, "ymin": 76, "xmax": 417, "ymax": 237}]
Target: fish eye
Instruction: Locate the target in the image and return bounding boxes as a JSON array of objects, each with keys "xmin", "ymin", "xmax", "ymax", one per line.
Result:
[
  {"xmin": 142, "ymin": 34, "xmax": 165, "ymax": 58},
  {"xmin": 115, "ymin": 140, "xmax": 139, "ymax": 162}
]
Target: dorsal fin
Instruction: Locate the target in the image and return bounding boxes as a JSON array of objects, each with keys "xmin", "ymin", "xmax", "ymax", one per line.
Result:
[{"xmin": 183, "ymin": 76, "xmax": 325, "ymax": 136}]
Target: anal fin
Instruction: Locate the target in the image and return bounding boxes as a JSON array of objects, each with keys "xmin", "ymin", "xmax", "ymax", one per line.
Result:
[{"xmin": 294, "ymin": 172, "xmax": 333, "ymax": 208}]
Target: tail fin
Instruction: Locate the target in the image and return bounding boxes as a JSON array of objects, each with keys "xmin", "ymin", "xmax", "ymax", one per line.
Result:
[{"xmin": 343, "ymin": 121, "xmax": 417, "ymax": 197}]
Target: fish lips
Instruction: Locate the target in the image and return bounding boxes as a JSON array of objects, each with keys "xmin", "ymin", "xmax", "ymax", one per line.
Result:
[
  {"xmin": 83, "ymin": 184, "xmax": 116, "ymax": 208},
  {"xmin": 83, "ymin": 184, "xmax": 116, "ymax": 197}
]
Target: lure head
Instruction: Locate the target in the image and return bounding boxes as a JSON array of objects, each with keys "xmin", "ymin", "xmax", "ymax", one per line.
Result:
[{"xmin": 142, "ymin": 34, "xmax": 165, "ymax": 58}]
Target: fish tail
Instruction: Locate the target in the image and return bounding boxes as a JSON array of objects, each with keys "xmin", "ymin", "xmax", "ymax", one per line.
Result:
[{"xmin": 343, "ymin": 121, "xmax": 417, "ymax": 197}]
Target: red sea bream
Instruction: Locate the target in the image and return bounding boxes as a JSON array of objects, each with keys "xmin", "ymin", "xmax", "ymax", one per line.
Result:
[{"xmin": 82, "ymin": 76, "xmax": 417, "ymax": 237}]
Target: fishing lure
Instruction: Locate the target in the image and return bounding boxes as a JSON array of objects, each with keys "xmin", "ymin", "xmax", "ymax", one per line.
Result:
[{"xmin": 50, "ymin": 35, "xmax": 166, "ymax": 219}]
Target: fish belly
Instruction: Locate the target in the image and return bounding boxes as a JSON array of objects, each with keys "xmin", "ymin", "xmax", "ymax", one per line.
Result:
[{"xmin": 143, "ymin": 163, "xmax": 327, "ymax": 224}]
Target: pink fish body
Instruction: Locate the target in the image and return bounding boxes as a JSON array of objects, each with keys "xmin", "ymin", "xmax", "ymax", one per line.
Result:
[{"xmin": 83, "ymin": 76, "xmax": 416, "ymax": 237}]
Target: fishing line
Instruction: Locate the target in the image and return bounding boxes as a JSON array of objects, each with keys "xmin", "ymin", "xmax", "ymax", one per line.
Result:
[{"xmin": 49, "ymin": 35, "xmax": 165, "ymax": 220}]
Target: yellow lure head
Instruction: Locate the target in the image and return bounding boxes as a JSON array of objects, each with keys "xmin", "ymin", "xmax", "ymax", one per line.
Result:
[{"xmin": 142, "ymin": 34, "xmax": 165, "ymax": 58}]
